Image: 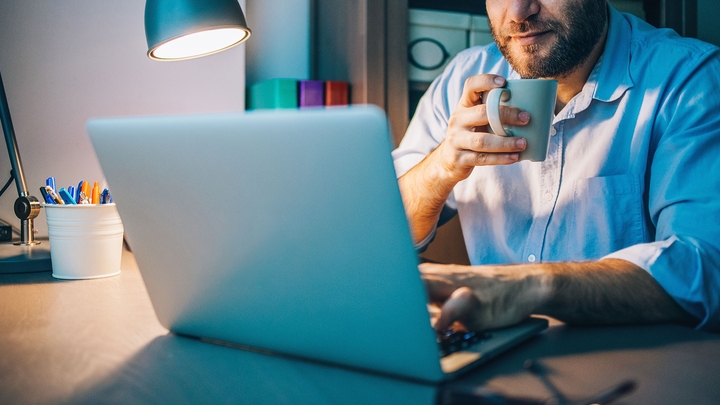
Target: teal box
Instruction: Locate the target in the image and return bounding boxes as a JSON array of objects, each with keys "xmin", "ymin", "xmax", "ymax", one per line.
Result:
[{"xmin": 248, "ymin": 78, "xmax": 298, "ymax": 110}]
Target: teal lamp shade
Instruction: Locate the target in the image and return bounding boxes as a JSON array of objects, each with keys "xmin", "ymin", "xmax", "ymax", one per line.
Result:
[{"xmin": 145, "ymin": 0, "xmax": 251, "ymax": 61}]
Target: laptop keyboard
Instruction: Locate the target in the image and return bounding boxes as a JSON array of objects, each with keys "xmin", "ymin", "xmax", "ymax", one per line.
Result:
[{"xmin": 438, "ymin": 329, "xmax": 492, "ymax": 357}]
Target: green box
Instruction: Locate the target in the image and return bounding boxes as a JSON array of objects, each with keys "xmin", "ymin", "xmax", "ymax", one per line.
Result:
[{"xmin": 248, "ymin": 78, "xmax": 298, "ymax": 110}]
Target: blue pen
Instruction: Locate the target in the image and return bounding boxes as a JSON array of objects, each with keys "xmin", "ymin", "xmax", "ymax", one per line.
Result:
[
  {"xmin": 68, "ymin": 186, "xmax": 76, "ymax": 201},
  {"xmin": 58, "ymin": 188, "xmax": 77, "ymax": 205},
  {"xmin": 45, "ymin": 177, "xmax": 56, "ymax": 191},
  {"xmin": 100, "ymin": 188, "xmax": 109, "ymax": 204},
  {"xmin": 76, "ymin": 181, "xmax": 84, "ymax": 203}
]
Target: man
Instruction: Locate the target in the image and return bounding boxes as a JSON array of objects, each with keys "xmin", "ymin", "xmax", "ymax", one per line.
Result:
[{"xmin": 393, "ymin": 0, "xmax": 720, "ymax": 332}]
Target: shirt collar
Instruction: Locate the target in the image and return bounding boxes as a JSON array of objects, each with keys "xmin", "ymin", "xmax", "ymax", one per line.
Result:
[
  {"xmin": 590, "ymin": 5, "xmax": 635, "ymax": 103},
  {"xmin": 557, "ymin": 5, "xmax": 634, "ymax": 119},
  {"xmin": 505, "ymin": 5, "xmax": 634, "ymax": 114}
]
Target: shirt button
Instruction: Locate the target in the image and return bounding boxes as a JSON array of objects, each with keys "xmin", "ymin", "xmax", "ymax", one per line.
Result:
[
  {"xmin": 527, "ymin": 254, "xmax": 536, "ymax": 263},
  {"xmin": 550, "ymin": 127, "xmax": 557, "ymax": 137},
  {"xmin": 544, "ymin": 192, "xmax": 553, "ymax": 201}
]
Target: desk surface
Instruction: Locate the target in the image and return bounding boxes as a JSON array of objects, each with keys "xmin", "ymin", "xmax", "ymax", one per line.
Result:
[{"xmin": 2, "ymin": 249, "xmax": 720, "ymax": 405}]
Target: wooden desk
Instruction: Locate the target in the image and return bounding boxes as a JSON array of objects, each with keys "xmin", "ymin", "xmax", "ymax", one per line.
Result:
[{"xmin": 2, "ymin": 250, "xmax": 719, "ymax": 404}]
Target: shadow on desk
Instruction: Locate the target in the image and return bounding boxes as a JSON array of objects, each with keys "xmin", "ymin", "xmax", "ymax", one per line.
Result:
[
  {"xmin": 62, "ymin": 324, "xmax": 720, "ymax": 405},
  {"xmin": 0, "ymin": 266, "xmax": 57, "ymax": 285},
  {"xmin": 63, "ymin": 334, "xmax": 439, "ymax": 405},
  {"xmin": 449, "ymin": 324, "xmax": 720, "ymax": 404}
]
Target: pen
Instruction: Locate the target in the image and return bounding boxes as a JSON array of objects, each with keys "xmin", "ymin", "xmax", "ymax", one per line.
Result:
[
  {"xmin": 39, "ymin": 186, "xmax": 54, "ymax": 204},
  {"xmin": 78, "ymin": 191, "xmax": 90, "ymax": 204},
  {"xmin": 40, "ymin": 179, "xmax": 114, "ymax": 204},
  {"xmin": 45, "ymin": 186, "xmax": 64, "ymax": 204},
  {"xmin": 81, "ymin": 181, "xmax": 90, "ymax": 202},
  {"xmin": 45, "ymin": 177, "xmax": 56, "ymax": 192},
  {"xmin": 91, "ymin": 181, "xmax": 100, "ymax": 204},
  {"xmin": 76, "ymin": 181, "xmax": 84, "ymax": 203},
  {"xmin": 58, "ymin": 188, "xmax": 77, "ymax": 205}
]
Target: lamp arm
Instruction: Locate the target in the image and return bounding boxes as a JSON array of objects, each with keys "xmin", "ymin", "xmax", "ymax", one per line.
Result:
[
  {"xmin": 0, "ymin": 69, "xmax": 41, "ymax": 246},
  {"xmin": 0, "ymin": 70, "xmax": 29, "ymax": 197}
]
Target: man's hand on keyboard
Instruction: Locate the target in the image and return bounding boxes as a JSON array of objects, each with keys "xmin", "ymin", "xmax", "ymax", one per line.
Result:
[{"xmin": 420, "ymin": 262, "xmax": 552, "ymax": 331}]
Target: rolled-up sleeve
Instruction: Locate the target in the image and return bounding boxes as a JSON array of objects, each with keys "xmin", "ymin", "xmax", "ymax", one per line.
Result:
[
  {"xmin": 392, "ymin": 61, "xmax": 454, "ymax": 179},
  {"xmin": 604, "ymin": 48, "xmax": 720, "ymax": 331}
]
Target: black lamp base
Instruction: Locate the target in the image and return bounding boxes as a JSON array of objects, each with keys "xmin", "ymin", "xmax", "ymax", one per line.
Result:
[{"xmin": 0, "ymin": 239, "xmax": 51, "ymax": 274}]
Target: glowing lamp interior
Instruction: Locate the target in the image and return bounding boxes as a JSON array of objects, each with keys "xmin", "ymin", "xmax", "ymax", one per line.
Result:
[{"xmin": 150, "ymin": 28, "xmax": 249, "ymax": 60}]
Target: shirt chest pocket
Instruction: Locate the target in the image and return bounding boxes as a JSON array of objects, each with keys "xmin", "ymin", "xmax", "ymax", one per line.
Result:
[{"xmin": 568, "ymin": 174, "xmax": 645, "ymax": 260}]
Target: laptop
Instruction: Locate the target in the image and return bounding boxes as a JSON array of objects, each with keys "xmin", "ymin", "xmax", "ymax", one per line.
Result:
[{"xmin": 87, "ymin": 106, "xmax": 547, "ymax": 383}]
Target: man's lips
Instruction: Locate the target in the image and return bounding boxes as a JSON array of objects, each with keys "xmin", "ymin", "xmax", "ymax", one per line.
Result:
[{"xmin": 511, "ymin": 31, "xmax": 551, "ymax": 46}]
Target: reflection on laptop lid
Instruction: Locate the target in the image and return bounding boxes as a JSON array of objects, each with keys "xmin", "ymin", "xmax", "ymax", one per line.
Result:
[{"xmin": 87, "ymin": 106, "xmax": 546, "ymax": 383}]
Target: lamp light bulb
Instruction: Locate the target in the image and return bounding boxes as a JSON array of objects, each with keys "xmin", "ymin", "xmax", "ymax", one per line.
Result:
[{"xmin": 150, "ymin": 27, "xmax": 248, "ymax": 60}]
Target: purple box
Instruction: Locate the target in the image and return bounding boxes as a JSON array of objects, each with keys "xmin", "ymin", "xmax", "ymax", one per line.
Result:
[{"xmin": 298, "ymin": 80, "xmax": 324, "ymax": 108}]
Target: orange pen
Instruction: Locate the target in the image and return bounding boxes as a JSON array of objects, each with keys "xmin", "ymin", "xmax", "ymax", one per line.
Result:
[
  {"xmin": 91, "ymin": 181, "xmax": 100, "ymax": 204},
  {"xmin": 81, "ymin": 181, "xmax": 90, "ymax": 201}
]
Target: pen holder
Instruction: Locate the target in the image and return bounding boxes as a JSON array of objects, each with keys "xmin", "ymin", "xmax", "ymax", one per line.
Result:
[{"xmin": 43, "ymin": 204, "xmax": 124, "ymax": 279}]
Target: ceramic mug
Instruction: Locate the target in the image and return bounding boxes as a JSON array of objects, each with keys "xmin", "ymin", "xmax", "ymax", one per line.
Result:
[{"xmin": 485, "ymin": 79, "xmax": 558, "ymax": 162}]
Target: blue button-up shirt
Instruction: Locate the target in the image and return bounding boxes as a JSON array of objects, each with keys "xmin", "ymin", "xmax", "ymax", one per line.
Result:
[{"xmin": 392, "ymin": 6, "xmax": 720, "ymax": 331}]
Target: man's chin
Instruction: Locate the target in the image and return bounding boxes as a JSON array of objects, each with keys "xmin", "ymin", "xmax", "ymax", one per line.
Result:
[
  {"xmin": 505, "ymin": 42, "xmax": 560, "ymax": 74},
  {"xmin": 507, "ymin": 58, "xmax": 545, "ymax": 78}
]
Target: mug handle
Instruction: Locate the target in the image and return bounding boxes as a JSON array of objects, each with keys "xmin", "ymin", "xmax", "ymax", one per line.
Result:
[{"xmin": 486, "ymin": 88, "xmax": 512, "ymax": 136}]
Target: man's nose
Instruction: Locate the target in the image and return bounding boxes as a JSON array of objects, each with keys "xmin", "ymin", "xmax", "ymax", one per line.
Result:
[{"xmin": 506, "ymin": 0, "xmax": 541, "ymax": 23}]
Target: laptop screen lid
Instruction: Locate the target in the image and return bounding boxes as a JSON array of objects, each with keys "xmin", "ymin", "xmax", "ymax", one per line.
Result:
[
  {"xmin": 88, "ymin": 106, "xmax": 449, "ymax": 381},
  {"xmin": 87, "ymin": 106, "xmax": 547, "ymax": 383}
]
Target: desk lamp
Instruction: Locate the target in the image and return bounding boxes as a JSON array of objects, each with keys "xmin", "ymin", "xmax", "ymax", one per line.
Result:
[
  {"xmin": 0, "ymin": 71, "xmax": 51, "ymax": 273},
  {"xmin": 145, "ymin": 0, "xmax": 251, "ymax": 61},
  {"xmin": 0, "ymin": 0, "xmax": 250, "ymax": 273}
]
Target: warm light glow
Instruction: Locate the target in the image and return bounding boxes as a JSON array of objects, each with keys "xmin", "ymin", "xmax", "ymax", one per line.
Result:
[{"xmin": 150, "ymin": 28, "xmax": 249, "ymax": 60}]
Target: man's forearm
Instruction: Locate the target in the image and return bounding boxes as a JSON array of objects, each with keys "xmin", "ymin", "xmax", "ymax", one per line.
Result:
[
  {"xmin": 398, "ymin": 151, "xmax": 459, "ymax": 244},
  {"xmin": 396, "ymin": 74, "xmax": 529, "ymax": 244},
  {"xmin": 538, "ymin": 259, "xmax": 697, "ymax": 326},
  {"xmin": 421, "ymin": 258, "xmax": 698, "ymax": 331}
]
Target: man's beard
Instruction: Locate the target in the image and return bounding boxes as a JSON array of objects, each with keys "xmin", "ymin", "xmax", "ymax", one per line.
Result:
[{"xmin": 490, "ymin": 0, "xmax": 607, "ymax": 78}]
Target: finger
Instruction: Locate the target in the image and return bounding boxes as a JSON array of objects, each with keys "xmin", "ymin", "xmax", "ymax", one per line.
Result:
[
  {"xmin": 455, "ymin": 149, "xmax": 522, "ymax": 167},
  {"xmin": 459, "ymin": 75, "xmax": 506, "ymax": 107},
  {"xmin": 452, "ymin": 104, "xmax": 530, "ymax": 130},
  {"xmin": 449, "ymin": 130, "xmax": 527, "ymax": 155},
  {"xmin": 445, "ymin": 131, "xmax": 525, "ymax": 167},
  {"xmin": 435, "ymin": 287, "xmax": 482, "ymax": 331},
  {"xmin": 427, "ymin": 303, "xmax": 442, "ymax": 328},
  {"xmin": 418, "ymin": 262, "xmax": 449, "ymax": 275}
]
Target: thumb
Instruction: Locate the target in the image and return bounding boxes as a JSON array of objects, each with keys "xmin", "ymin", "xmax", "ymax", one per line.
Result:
[{"xmin": 435, "ymin": 287, "xmax": 481, "ymax": 331}]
